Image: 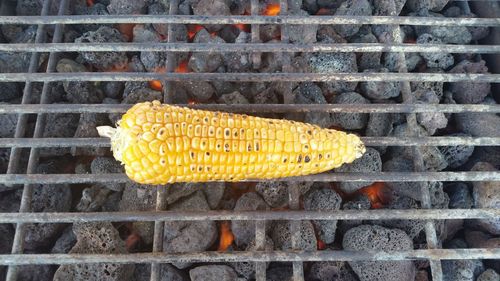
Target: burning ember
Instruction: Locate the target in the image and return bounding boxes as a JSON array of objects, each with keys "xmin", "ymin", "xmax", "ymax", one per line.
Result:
[
  {"xmin": 234, "ymin": 23, "xmax": 251, "ymax": 33},
  {"xmin": 86, "ymin": 0, "xmax": 94, "ymax": 7},
  {"xmin": 149, "ymin": 60, "xmax": 189, "ymax": 91},
  {"xmin": 187, "ymin": 25, "xmax": 205, "ymax": 41},
  {"xmin": 357, "ymin": 182, "xmax": 391, "ymax": 209},
  {"xmin": 317, "ymin": 239, "xmax": 327, "ymax": 250},
  {"xmin": 217, "ymin": 221, "xmax": 234, "ymax": 251},
  {"xmin": 316, "ymin": 8, "xmax": 332, "ymax": 15},
  {"xmin": 175, "ymin": 60, "xmax": 189, "ymax": 73},
  {"xmin": 263, "ymin": 3, "xmax": 280, "ymax": 16},
  {"xmin": 116, "ymin": 23, "xmax": 135, "ymax": 42}
]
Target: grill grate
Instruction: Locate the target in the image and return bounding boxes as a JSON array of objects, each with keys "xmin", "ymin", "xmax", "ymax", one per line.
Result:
[{"xmin": 0, "ymin": 0, "xmax": 499, "ymax": 280}]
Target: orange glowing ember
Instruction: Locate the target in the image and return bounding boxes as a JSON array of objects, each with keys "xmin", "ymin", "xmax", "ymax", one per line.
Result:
[
  {"xmin": 357, "ymin": 182, "xmax": 391, "ymax": 209},
  {"xmin": 316, "ymin": 8, "xmax": 332, "ymax": 15},
  {"xmin": 217, "ymin": 221, "xmax": 234, "ymax": 251},
  {"xmin": 175, "ymin": 60, "xmax": 189, "ymax": 73},
  {"xmin": 263, "ymin": 3, "xmax": 280, "ymax": 16},
  {"xmin": 149, "ymin": 67, "xmax": 166, "ymax": 91},
  {"xmin": 125, "ymin": 232, "xmax": 141, "ymax": 251},
  {"xmin": 317, "ymin": 239, "xmax": 327, "ymax": 250},
  {"xmin": 188, "ymin": 25, "xmax": 205, "ymax": 41},
  {"xmin": 86, "ymin": 0, "xmax": 94, "ymax": 7},
  {"xmin": 234, "ymin": 23, "xmax": 251, "ymax": 33},
  {"xmin": 116, "ymin": 23, "xmax": 135, "ymax": 42}
]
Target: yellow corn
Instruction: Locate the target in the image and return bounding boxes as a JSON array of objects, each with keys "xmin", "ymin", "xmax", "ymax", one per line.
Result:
[{"xmin": 97, "ymin": 100, "xmax": 365, "ymax": 184}]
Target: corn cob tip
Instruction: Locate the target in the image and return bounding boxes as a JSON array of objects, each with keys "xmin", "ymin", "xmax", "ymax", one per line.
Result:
[{"xmin": 97, "ymin": 125, "xmax": 130, "ymax": 163}]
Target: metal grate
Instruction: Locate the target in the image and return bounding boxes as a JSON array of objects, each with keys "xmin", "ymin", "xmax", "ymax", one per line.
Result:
[{"xmin": 0, "ymin": 0, "xmax": 499, "ymax": 280}]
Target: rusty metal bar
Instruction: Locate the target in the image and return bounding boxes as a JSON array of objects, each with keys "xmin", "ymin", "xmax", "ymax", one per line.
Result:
[
  {"xmin": 0, "ymin": 172, "xmax": 498, "ymax": 185},
  {"xmin": 1, "ymin": 72, "xmax": 499, "ymax": 83},
  {"xmin": 0, "ymin": 137, "xmax": 497, "ymax": 148},
  {"xmin": 0, "ymin": 15, "xmax": 498, "ymax": 26},
  {"xmin": 6, "ymin": 0, "xmax": 66, "ymax": 279},
  {"xmin": 1, "ymin": 103, "xmax": 498, "ymax": 114},
  {"xmin": 387, "ymin": 1, "xmax": 443, "ymax": 278},
  {"xmin": 0, "ymin": 209, "xmax": 498, "ymax": 223},
  {"xmin": 151, "ymin": 1, "xmax": 179, "ymax": 280},
  {"xmin": 254, "ymin": 220, "xmax": 266, "ymax": 281},
  {"xmin": 0, "ymin": 249, "xmax": 499, "ymax": 265},
  {"xmin": 2, "ymin": 42, "xmax": 499, "ymax": 53}
]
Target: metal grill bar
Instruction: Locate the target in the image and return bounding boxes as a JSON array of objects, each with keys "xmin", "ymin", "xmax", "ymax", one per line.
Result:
[
  {"xmin": 1, "ymin": 249, "xmax": 499, "ymax": 265},
  {"xmin": 0, "ymin": 209, "xmax": 498, "ymax": 223},
  {"xmin": 0, "ymin": 137, "xmax": 497, "ymax": 148},
  {"xmin": 1, "ymin": 103, "xmax": 498, "ymax": 114},
  {"xmin": 1, "ymin": 72, "xmax": 498, "ymax": 82},
  {"xmin": 2, "ymin": 42, "xmax": 499, "ymax": 53},
  {"xmin": 0, "ymin": 172, "xmax": 498, "ymax": 185},
  {"xmin": 0, "ymin": 15, "xmax": 498, "ymax": 26}
]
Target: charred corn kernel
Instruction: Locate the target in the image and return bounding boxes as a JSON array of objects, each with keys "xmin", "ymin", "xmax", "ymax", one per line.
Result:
[{"xmin": 97, "ymin": 100, "xmax": 366, "ymax": 184}]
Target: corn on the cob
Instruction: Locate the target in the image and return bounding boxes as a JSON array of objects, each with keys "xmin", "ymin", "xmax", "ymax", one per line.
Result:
[{"xmin": 97, "ymin": 100, "xmax": 365, "ymax": 184}]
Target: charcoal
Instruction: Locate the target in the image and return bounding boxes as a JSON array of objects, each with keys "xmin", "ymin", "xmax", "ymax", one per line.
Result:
[
  {"xmin": 366, "ymin": 112, "xmax": 395, "ymax": 137},
  {"xmin": 103, "ymin": 97, "xmax": 121, "ymax": 124},
  {"xmin": 308, "ymin": 261, "xmax": 358, "ymax": 281},
  {"xmin": 0, "ymin": 188, "xmax": 20, "ymax": 212},
  {"xmin": 259, "ymin": 26, "xmax": 281, "ymax": 42},
  {"xmin": 217, "ymin": 91, "xmax": 249, "ymax": 104},
  {"xmin": 456, "ymin": 113, "xmax": 500, "ymax": 137},
  {"xmin": 123, "ymin": 82, "xmax": 152, "ymax": 99},
  {"xmin": 164, "ymin": 191, "xmax": 217, "ymax": 269},
  {"xmin": 449, "ymin": 60, "xmax": 491, "ymax": 104},
  {"xmin": 343, "ymin": 225, "xmax": 415, "ymax": 281},
  {"xmin": 0, "ymin": 224, "xmax": 14, "ymax": 254},
  {"xmin": 271, "ymin": 220, "xmax": 317, "ymax": 251},
  {"xmin": 183, "ymin": 81, "xmax": 215, "ymax": 102},
  {"xmin": 303, "ymin": 187, "xmax": 342, "ymax": 243},
  {"xmin": 442, "ymin": 244, "xmax": 484, "ymax": 281},
  {"xmin": 186, "ymin": 29, "xmax": 224, "ymax": 72},
  {"xmin": 465, "ymin": 230, "xmax": 500, "ymax": 249},
  {"xmin": 411, "ymin": 70, "xmax": 444, "ymax": 100},
  {"xmin": 336, "ymin": 148, "xmax": 382, "ymax": 193},
  {"xmin": 192, "ymin": 0, "xmax": 231, "ymax": 32},
  {"xmin": 293, "ymin": 82, "xmax": 331, "ymax": 128},
  {"xmin": 383, "ymin": 52, "xmax": 422, "ymax": 72},
  {"xmin": 51, "ymin": 226, "xmax": 77, "ymax": 254},
  {"xmin": 128, "ymin": 55, "xmax": 146, "ymax": 72},
  {"xmin": 338, "ymin": 194, "xmax": 371, "ymax": 236},
  {"xmin": 133, "ymin": 264, "xmax": 188, "ymax": 281},
  {"xmin": 224, "ymin": 51, "xmax": 251, "ymax": 72},
  {"xmin": 233, "ymin": 237, "xmax": 274, "ymax": 279},
  {"xmin": 53, "ymin": 222, "xmax": 134, "ymax": 281},
  {"xmin": 189, "ymin": 265, "xmax": 238, "ymax": 281},
  {"xmin": 16, "ymin": 0, "xmax": 42, "ymax": 15},
  {"xmin": 416, "ymin": 34, "xmax": 454, "ymax": 69},
  {"xmin": 414, "ymin": 11, "xmax": 472, "ymax": 44},
  {"xmin": 267, "ymin": 266, "xmax": 293, "ymax": 281},
  {"xmin": 133, "ymin": 24, "xmax": 161, "ymax": 43},
  {"xmin": 24, "ymin": 183, "xmax": 72, "ymax": 250},
  {"xmin": 64, "ymin": 81, "xmax": 104, "ymax": 104},
  {"xmin": 56, "ymin": 58, "xmax": 88, "ymax": 73},
  {"xmin": 303, "ymin": 0, "xmax": 318, "ymax": 12},
  {"xmin": 439, "ymin": 133, "xmax": 474, "ymax": 168},
  {"xmin": 107, "ymin": 0, "xmax": 147, "ymax": 14},
  {"xmin": 333, "ymin": 0, "xmax": 372, "ymax": 37},
  {"xmin": 0, "ymin": 113, "xmax": 16, "ymax": 138},
  {"xmin": 255, "ymin": 182, "xmax": 311, "ymax": 208},
  {"xmin": 288, "ymin": 9, "xmax": 318, "ymax": 44},
  {"xmin": 102, "ymin": 81, "xmax": 124, "ymax": 99},
  {"xmin": 0, "ymin": 82, "xmax": 21, "ymax": 102},
  {"xmin": 351, "ymin": 30, "xmax": 381, "ymax": 71},
  {"xmin": 415, "ymin": 90, "xmax": 448, "ymax": 135},
  {"xmin": 73, "ymin": 3, "xmax": 110, "ymax": 33},
  {"xmin": 17, "ymin": 264, "xmax": 55, "ymax": 281},
  {"xmin": 446, "ymin": 182, "xmax": 473, "ymax": 209},
  {"xmin": 332, "ymin": 92, "xmax": 370, "ymax": 130},
  {"xmin": 122, "ymin": 88, "xmax": 163, "ymax": 104},
  {"xmin": 360, "ymin": 68, "xmax": 400, "ymax": 100},
  {"xmin": 372, "ymin": 0, "xmax": 406, "ymax": 15},
  {"xmin": 415, "ymin": 270, "xmax": 430, "ymax": 281},
  {"xmin": 166, "ymin": 182, "xmax": 225, "ymax": 209},
  {"xmin": 406, "ymin": 0, "xmax": 449, "ymax": 13},
  {"xmin": 232, "ymin": 192, "xmax": 269, "ymax": 247},
  {"xmin": 75, "ymin": 26, "xmax": 128, "ymax": 71},
  {"xmin": 77, "ymin": 185, "xmax": 112, "ymax": 212},
  {"xmin": 0, "ymin": 51, "xmax": 35, "ymax": 73},
  {"xmin": 477, "ymin": 269, "xmax": 500, "ymax": 281},
  {"xmin": 91, "ymin": 157, "xmax": 125, "ymax": 192},
  {"xmin": 471, "ymin": 162, "xmax": 500, "ymax": 235},
  {"xmin": 140, "ymin": 49, "xmax": 167, "ymax": 72},
  {"xmin": 317, "ymin": 26, "xmax": 347, "ymax": 44},
  {"xmin": 309, "ymin": 52, "xmax": 358, "ymax": 94}
]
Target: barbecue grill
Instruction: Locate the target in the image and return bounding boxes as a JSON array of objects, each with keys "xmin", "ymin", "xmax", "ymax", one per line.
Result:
[{"xmin": 0, "ymin": 0, "xmax": 499, "ymax": 280}]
